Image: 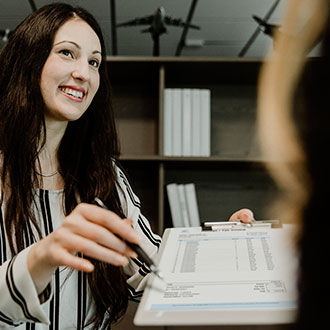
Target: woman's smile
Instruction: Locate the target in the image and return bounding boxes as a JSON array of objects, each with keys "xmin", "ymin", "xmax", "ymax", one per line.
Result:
[{"xmin": 59, "ymin": 85, "xmax": 86, "ymax": 103}]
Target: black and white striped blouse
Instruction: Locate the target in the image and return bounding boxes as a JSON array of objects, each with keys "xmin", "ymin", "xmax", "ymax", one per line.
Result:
[{"xmin": 0, "ymin": 166, "xmax": 161, "ymax": 329}]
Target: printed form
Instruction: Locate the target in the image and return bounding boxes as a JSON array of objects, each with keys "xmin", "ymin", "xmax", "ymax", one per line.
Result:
[{"xmin": 135, "ymin": 224, "xmax": 298, "ymax": 325}]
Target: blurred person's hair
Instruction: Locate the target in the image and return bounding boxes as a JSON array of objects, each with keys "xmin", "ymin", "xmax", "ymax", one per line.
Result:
[{"xmin": 257, "ymin": 0, "xmax": 330, "ymax": 328}]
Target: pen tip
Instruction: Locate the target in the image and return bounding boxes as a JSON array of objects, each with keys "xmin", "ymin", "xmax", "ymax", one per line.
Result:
[
  {"xmin": 149, "ymin": 265, "xmax": 164, "ymax": 281},
  {"xmin": 155, "ymin": 271, "xmax": 165, "ymax": 282}
]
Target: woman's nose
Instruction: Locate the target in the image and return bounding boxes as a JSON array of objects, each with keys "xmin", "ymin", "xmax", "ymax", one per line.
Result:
[{"xmin": 72, "ymin": 59, "xmax": 90, "ymax": 81}]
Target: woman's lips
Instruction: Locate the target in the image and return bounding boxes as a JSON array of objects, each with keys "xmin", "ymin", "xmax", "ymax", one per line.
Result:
[{"xmin": 59, "ymin": 86, "xmax": 86, "ymax": 102}]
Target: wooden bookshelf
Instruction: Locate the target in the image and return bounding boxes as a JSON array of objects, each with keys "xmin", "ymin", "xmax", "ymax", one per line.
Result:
[{"xmin": 107, "ymin": 56, "xmax": 278, "ymax": 235}]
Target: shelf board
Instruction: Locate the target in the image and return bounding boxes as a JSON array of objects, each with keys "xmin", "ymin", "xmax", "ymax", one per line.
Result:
[
  {"xmin": 106, "ymin": 55, "xmax": 263, "ymax": 64},
  {"xmin": 106, "ymin": 55, "xmax": 321, "ymax": 64},
  {"xmin": 118, "ymin": 154, "xmax": 267, "ymax": 163}
]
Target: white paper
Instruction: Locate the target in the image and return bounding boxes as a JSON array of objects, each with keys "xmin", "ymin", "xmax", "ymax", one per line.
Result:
[{"xmin": 146, "ymin": 225, "xmax": 297, "ymax": 313}]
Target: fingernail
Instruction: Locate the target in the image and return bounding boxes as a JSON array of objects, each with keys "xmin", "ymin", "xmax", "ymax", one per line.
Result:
[
  {"xmin": 129, "ymin": 232, "xmax": 141, "ymax": 243},
  {"xmin": 85, "ymin": 262, "xmax": 95, "ymax": 272},
  {"xmin": 118, "ymin": 255, "xmax": 129, "ymax": 266},
  {"xmin": 128, "ymin": 250, "xmax": 138, "ymax": 259}
]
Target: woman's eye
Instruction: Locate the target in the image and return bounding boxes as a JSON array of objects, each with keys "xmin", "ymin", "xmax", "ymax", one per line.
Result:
[
  {"xmin": 89, "ymin": 59, "xmax": 100, "ymax": 68},
  {"xmin": 59, "ymin": 49, "xmax": 73, "ymax": 58}
]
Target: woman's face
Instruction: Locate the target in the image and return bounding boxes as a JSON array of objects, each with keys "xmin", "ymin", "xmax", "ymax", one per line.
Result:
[{"xmin": 40, "ymin": 18, "xmax": 102, "ymax": 123}]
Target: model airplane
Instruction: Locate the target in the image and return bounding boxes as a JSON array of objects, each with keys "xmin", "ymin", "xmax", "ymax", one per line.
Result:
[
  {"xmin": 117, "ymin": 6, "xmax": 200, "ymax": 56},
  {"xmin": 252, "ymin": 15, "xmax": 281, "ymax": 38}
]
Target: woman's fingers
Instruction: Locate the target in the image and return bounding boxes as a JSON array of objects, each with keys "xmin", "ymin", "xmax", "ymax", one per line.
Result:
[
  {"xmin": 228, "ymin": 208, "xmax": 255, "ymax": 223},
  {"xmin": 123, "ymin": 218, "xmax": 133, "ymax": 226},
  {"xmin": 62, "ymin": 215, "xmax": 137, "ymax": 258},
  {"xmin": 58, "ymin": 232, "xmax": 130, "ymax": 267},
  {"xmin": 56, "ymin": 247, "xmax": 95, "ymax": 272},
  {"xmin": 54, "ymin": 203, "xmax": 140, "ymax": 269},
  {"xmin": 32, "ymin": 203, "xmax": 141, "ymax": 273},
  {"xmin": 27, "ymin": 204, "xmax": 139, "ymax": 293},
  {"xmin": 72, "ymin": 203, "xmax": 140, "ymax": 244},
  {"xmin": 46, "ymin": 231, "xmax": 129, "ymax": 272}
]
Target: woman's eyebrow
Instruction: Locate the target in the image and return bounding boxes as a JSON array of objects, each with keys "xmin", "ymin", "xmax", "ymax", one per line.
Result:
[{"xmin": 54, "ymin": 40, "xmax": 101, "ymax": 55}]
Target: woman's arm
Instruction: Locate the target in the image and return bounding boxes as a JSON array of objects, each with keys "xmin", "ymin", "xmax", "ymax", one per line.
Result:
[{"xmin": 0, "ymin": 246, "xmax": 49, "ymax": 326}]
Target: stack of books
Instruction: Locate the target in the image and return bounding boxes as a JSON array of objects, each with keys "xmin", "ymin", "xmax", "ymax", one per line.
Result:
[
  {"xmin": 163, "ymin": 88, "xmax": 211, "ymax": 157},
  {"xmin": 166, "ymin": 183, "xmax": 200, "ymax": 228}
]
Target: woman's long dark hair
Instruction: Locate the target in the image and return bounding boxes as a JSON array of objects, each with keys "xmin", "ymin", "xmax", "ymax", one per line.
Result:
[
  {"xmin": 294, "ymin": 7, "xmax": 330, "ymax": 330},
  {"xmin": 0, "ymin": 3, "xmax": 128, "ymax": 329}
]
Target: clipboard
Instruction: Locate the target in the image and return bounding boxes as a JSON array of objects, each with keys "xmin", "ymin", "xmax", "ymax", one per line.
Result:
[{"xmin": 134, "ymin": 221, "xmax": 298, "ymax": 326}]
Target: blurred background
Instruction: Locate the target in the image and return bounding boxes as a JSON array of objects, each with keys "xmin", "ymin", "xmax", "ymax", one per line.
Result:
[{"xmin": 0, "ymin": 0, "xmax": 320, "ymax": 57}]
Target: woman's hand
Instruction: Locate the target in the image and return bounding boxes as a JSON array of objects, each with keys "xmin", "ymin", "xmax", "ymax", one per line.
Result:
[
  {"xmin": 27, "ymin": 203, "xmax": 139, "ymax": 294},
  {"xmin": 228, "ymin": 208, "xmax": 254, "ymax": 223}
]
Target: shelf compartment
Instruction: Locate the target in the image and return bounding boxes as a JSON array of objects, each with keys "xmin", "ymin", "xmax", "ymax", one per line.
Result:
[
  {"xmin": 119, "ymin": 161, "xmax": 160, "ymax": 234},
  {"xmin": 108, "ymin": 61, "xmax": 160, "ymax": 156},
  {"xmin": 163, "ymin": 162, "xmax": 278, "ymax": 227}
]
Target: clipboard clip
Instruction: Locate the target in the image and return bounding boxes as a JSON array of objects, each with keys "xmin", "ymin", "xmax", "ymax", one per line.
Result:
[{"xmin": 201, "ymin": 220, "xmax": 282, "ymax": 231}]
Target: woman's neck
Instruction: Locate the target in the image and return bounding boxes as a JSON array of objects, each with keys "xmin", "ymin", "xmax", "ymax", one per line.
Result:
[{"xmin": 36, "ymin": 120, "xmax": 67, "ymax": 190}]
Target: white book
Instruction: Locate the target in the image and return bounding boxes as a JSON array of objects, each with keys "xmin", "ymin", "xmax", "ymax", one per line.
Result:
[
  {"xmin": 177, "ymin": 184, "xmax": 190, "ymax": 227},
  {"xmin": 191, "ymin": 89, "xmax": 201, "ymax": 156},
  {"xmin": 163, "ymin": 89, "xmax": 172, "ymax": 156},
  {"xmin": 166, "ymin": 183, "xmax": 184, "ymax": 227},
  {"xmin": 200, "ymin": 89, "xmax": 211, "ymax": 157},
  {"xmin": 184, "ymin": 183, "xmax": 200, "ymax": 227},
  {"xmin": 171, "ymin": 89, "xmax": 182, "ymax": 156},
  {"xmin": 181, "ymin": 88, "xmax": 192, "ymax": 156}
]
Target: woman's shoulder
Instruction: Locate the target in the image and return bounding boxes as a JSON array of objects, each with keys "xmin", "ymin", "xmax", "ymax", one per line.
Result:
[
  {"xmin": 112, "ymin": 160, "xmax": 142, "ymax": 212},
  {"xmin": 112, "ymin": 159, "xmax": 128, "ymax": 182}
]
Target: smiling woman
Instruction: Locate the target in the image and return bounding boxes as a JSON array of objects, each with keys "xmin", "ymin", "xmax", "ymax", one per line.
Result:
[
  {"xmin": 40, "ymin": 18, "xmax": 101, "ymax": 123},
  {"xmin": 0, "ymin": 3, "xmax": 257, "ymax": 330},
  {"xmin": 0, "ymin": 3, "xmax": 161, "ymax": 330}
]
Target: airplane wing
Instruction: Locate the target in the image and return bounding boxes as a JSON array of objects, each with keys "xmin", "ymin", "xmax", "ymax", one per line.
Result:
[
  {"xmin": 252, "ymin": 15, "xmax": 280, "ymax": 35},
  {"xmin": 117, "ymin": 15, "xmax": 153, "ymax": 27},
  {"xmin": 141, "ymin": 27, "xmax": 152, "ymax": 33},
  {"xmin": 164, "ymin": 17, "xmax": 200, "ymax": 30}
]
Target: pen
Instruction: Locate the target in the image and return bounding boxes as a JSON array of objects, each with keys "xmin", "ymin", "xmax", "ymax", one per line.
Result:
[
  {"xmin": 202, "ymin": 219, "xmax": 282, "ymax": 229},
  {"xmin": 93, "ymin": 197, "xmax": 164, "ymax": 281}
]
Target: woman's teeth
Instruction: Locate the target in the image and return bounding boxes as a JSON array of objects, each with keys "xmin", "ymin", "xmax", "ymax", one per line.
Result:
[{"xmin": 60, "ymin": 87, "xmax": 84, "ymax": 99}]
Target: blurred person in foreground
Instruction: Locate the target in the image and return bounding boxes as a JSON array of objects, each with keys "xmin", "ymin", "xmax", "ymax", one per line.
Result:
[{"xmin": 257, "ymin": 0, "xmax": 330, "ymax": 328}]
